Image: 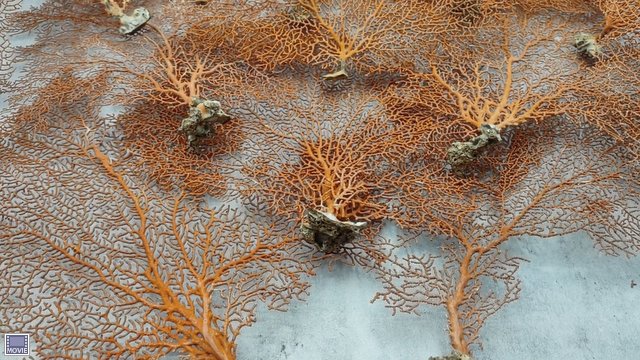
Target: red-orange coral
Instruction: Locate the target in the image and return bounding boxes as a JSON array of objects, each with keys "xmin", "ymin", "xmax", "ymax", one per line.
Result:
[
  {"xmin": 373, "ymin": 121, "xmax": 639, "ymax": 355},
  {"xmin": 236, "ymin": 0, "xmax": 469, "ymax": 75},
  {"xmin": 240, "ymin": 82, "xmax": 418, "ymax": 224},
  {"xmin": 1, "ymin": 1, "xmax": 639, "ymax": 359},
  {"xmin": 0, "ymin": 117, "xmax": 314, "ymax": 360}
]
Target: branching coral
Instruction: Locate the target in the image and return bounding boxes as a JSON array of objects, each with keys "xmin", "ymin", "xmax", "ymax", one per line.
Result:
[
  {"xmin": 383, "ymin": 14, "xmax": 589, "ymax": 169},
  {"xmin": 373, "ymin": 122, "xmax": 639, "ymax": 355},
  {"xmin": 573, "ymin": 39, "xmax": 640, "ymax": 160},
  {"xmin": 2, "ymin": 0, "xmax": 639, "ymax": 359},
  {"xmin": 240, "ymin": 82, "xmax": 418, "ymax": 251},
  {"xmin": 0, "ymin": 0, "xmax": 21, "ymax": 91},
  {"xmin": 237, "ymin": 0, "xmax": 466, "ymax": 76},
  {"xmin": 105, "ymin": 26, "xmax": 238, "ymax": 109},
  {"xmin": 592, "ymin": 0, "xmax": 640, "ymax": 39},
  {"xmin": 0, "ymin": 115, "xmax": 314, "ymax": 360},
  {"xmin": 4, "ymin": 1, "xmax": 275, "ymax": 196}
]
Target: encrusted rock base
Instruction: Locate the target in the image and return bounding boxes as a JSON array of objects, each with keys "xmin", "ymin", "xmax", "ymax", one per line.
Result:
[
  {"xmin": 574, "ymin": 33, "xmax": 601, "ymax": 61},
  {"xmin": 428, "ymin": 351, "xmax": 472, "ymax": 360},
  {"xmin": 446, "ymin": 123, "xmax": 501, "ymax": 170},
  {"xmin": 118, "ymin": 7, "xmax": 150, "ymax": 34},
  {"xmin": 179, "ymin": 97, "xmax": 231, "ymax": 147},
  {"xmin": 300, "ymin": 209, "xmax": 367, "ymax": 253}
]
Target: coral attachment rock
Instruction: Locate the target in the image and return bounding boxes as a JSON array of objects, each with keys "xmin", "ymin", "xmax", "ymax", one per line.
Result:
[
  {"xmin": 573, "ymin": 33, "xmax": 601, "ymax": 60},
  {"xmin": 428, "ymin": 351, "xmax": 472, "ymax": 360},
  {"xmin": 118, "ymin": 7, "xmax": 151, "ymax": 34},
  {"xmin": 446, "ymin": 124, "xmax": 501, "ymax": 169},
  {"xmin": 300, "ymin": 209, "xmax": 367, "ymax": 253},
  {"xmin": 323, "ymin": 60, "xmax": 349, "ymax": 80},
  {"xmin": 286, "ymin": 5, "xmax": 313, "ymax": 23},
  {"xmin": 179, "ymin": 97, "xmax": 231, "ymax": 146},
  {"xmin": 101, "ymin": 1, "xmax": 150, "ymax": 34}
]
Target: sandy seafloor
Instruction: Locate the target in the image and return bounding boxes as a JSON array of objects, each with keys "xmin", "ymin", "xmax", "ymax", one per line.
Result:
[{"xmin": 237, "ymin": 231, "xmax": 640, "ymax": 360}]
